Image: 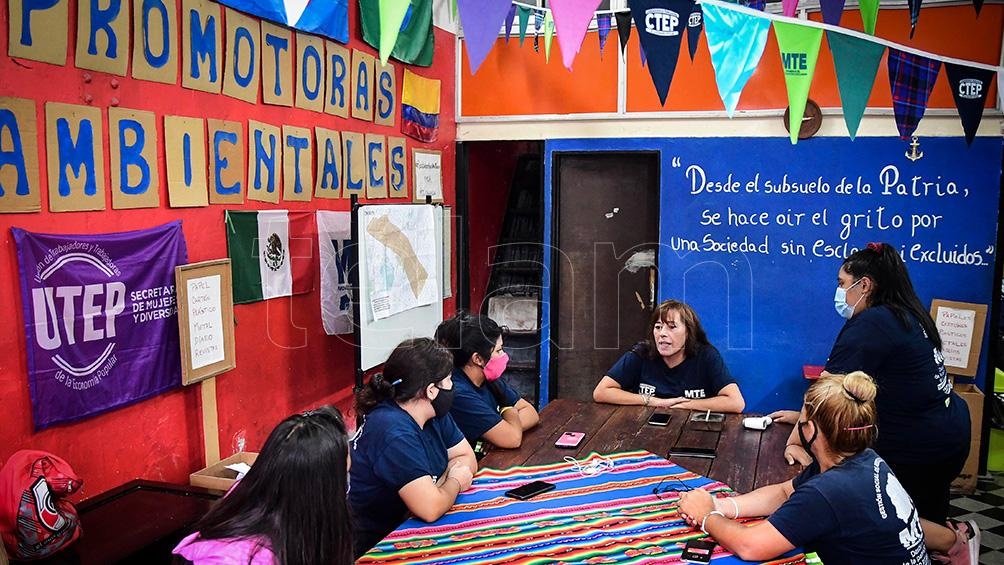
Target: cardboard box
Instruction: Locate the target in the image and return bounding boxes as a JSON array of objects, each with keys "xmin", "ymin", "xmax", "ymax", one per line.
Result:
[
  {"xmin": 950, "ymin": 384, "xmax": 984, "ymax": 494},
  {"xmin": 190, "ymin": 452, "xmax": 258, "ymax": 492}
]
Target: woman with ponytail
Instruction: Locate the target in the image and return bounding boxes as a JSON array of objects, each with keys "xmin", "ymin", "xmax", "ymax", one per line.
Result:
[
  {"xmin": 680, "ymin": 373, "xmax": 932, "ymax": 564},
  {"xmin": 770, "ymin": 242, "xmax": 977, "ymax": 564},
  {"xmin": 349, "ymin": 338, "xmax": 477, "ymax": 558}
]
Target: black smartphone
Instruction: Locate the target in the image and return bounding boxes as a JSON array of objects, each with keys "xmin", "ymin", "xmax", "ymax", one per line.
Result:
[
  {"xmin": 669, "ymin": 446, "xmax": 717, "ymax": 459},
  {"xmin": 681, "ymin": 540, "xmax": 716, "ymax": 563},
  {"xmin": 505, "ymin": 480, "xmax": 555, "ymax": 500},
  {"xmin": 647, "ymin": 413, "xmax": 671, "ymax": 426}
]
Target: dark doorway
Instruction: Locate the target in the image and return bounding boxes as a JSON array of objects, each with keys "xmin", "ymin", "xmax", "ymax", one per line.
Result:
[{"xmin": 552, "ymin": 152, "xmax": 661, "ymax": 401}]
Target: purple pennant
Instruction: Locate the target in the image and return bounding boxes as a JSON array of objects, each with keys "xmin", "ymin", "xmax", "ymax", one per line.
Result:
[
  {"xmin": 597, "ymin": 13, "xmax": 612, "ymax": 56},
  {"xmin": 782, "ymin": 0, "xmax": 799, "ymax": 16},
  {"xmin": 819, "ymin": 0, "xmax": 846, "ymax": 25},
  {"xmin": 504, "ymin": 4, "xmax": 517, "ymax": 43},
  {"xmin": 615, "ymin": 11, "xmax": 632, "ymax": 56},
  {"xmin": 887, "ymin": 48, "xmax": 941, "ymax": 139},
  {"xmin": 457, "ymin": 0, "xmax": 513, "ymax": 74},
  {"xmin": 744, "ymin": 0, "xmax": 766, "ymax": 10}
]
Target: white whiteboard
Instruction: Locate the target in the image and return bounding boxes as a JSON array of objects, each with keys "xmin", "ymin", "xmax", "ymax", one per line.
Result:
[{"xmin": 358, "ymin": 204, "xmax": 444, "ymax": 370}]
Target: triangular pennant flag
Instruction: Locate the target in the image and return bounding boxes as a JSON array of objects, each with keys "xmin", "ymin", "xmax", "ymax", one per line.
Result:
[
  {"xmin": 640, "ymin": 44, "xmax": 647, "ymax": 67},
  {"xmin": 451, "ymin": 0, "xmax": 457, "ymax": 20},
  {"xmin": 630, "ymin": 0, "xmax": 693, "ymax": 105},
  {"xmin": 819, "ymin": 0, "xmax": 846, "ymax": 25},
  {"xmin": 774, "ymin": 21, "xmax": 823, "ymax": 144},
  {"xmin": 887, "ymin": 48, "xmax": 941, "ymax": 139},
  {"xmin": 550, "ymin": 0, "xmax": 603, "ymax": 70},
  {"xmin": 744, "ymin": 0, "xmax": 766, "ymax": 11},
  {"xmin": 544, "ymin": 10, "xmax": 555, "ymax": 62},
  {"xmin": 999, "ymin": 69, "xmax": 1003, "ymax": 112},
  {"xmin": 827, "ymin": 31, "xmax": 884, "ymax": 139},
  {"xmin": 615, "ymin": 11, "xmax": 632, "ymax": 56},
  {"xmin": 859, "ymin": 0, "xmax": 879, "ymax": 34},
  {"xmin": 702, "ymin": 3, "xmax": 771, "ymax": 117},
  {"xmin": 782, "ymin": 0, "xmax": 799, "ymax": 17},
  {"xmin": 907, "ymin": 0, "xmax": 921, "ymax": 37},
  {"xmin": 533, "ymin": 8, "xmax": 543, "ymax": 53},
  {"xmin": 945, "ymin": 63, "xmax": 995, "ymax": 145},
  {"xmin": 504, "ymin": 4, "xmax": 516, "ymax": 43},
  {"xmin": 457, "ymin": 0, "xmax": 512, "ymax": 74},
  {"xmin": 518, "ymin": 6, "xmax": 531, "ymax": 45},
  {"xmin": 973, "ymin": 0, "xmax": 984, "ymax": 15},
  {"xmin": 361, "ymin": 0, "xmax": 434, "ymax": 66},
  {"xmin": 378, "ymin": 0, "xmax": 412, "ymax": 64},
  {"xmin": 687, "ymin": 4, "xmax": 704, "ymax": 61},
  {"xmin": 597, "ymin": 14, "xmax": 612, "ymax": 56}
]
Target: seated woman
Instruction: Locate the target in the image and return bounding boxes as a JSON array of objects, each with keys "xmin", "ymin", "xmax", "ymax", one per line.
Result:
[
  {"xmin": 592, "ymin": 299, "xmax": 744, "ymax": 413},
  {"xmin": 435, "ymin": 312, "xmax": 539, "ymax": 452},
  {"xmin": 679, "ymin": 372, "xmax": 974, "ymax": 565},
  {"xmin": 349, "ymin": 338, "xmax": 478, "ymax": 557},
  {"xmin": 172, "ymin": 406, "xmax": 353, "ymax": 565}
]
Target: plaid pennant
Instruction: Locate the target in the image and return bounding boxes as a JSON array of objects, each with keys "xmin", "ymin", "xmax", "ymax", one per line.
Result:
[
  {"xmin": 597, "ymin": 13, "xmax": 612, "ymax": 56},
  {"xmin": 887, "ymin": 48, "xmax": 941, "ymax": 139},
  {"xmin": 533, "ymin": 8, "xmax": 543, "ymax": 52}
]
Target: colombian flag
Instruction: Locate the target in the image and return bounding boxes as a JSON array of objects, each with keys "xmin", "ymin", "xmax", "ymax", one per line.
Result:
[{"xmin": 401, "ymin": 69, "xmax": 440, "ymax": 143}]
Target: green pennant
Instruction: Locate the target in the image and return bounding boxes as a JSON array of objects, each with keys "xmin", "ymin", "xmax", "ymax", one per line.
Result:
[
  {"xmin": 378, "ymin": 0, "xmax": 412, "ymax": 64},
  {"xmin": 774, "ymin": 21, "xmax": 823, "ymax": 144},
  {"xmin": 859, "ymin": 0, "xmax": 880, "ymax": 35},
  {"xmin": 451, "ymin": 0, "xmax": 457, "ymax": 19},
  {"xmin": 360, "ymin": 0, "xmax": 435, "ymax": 66},
  {"xmin": 518, "ymin": 6, "xmax": 531, "ymax": 46},
  {"xmin": 544, "ymin": 10, "xmax": 555, "ymax": 62},
  {"xmin": 827, "ymin": 31, "xmax": 885, "ymax": 140}
]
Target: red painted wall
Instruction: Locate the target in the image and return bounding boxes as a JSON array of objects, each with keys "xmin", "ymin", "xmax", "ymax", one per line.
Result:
[{"xmin": 0, "ymin": 1, "xmax": 456, "ymax": 500}]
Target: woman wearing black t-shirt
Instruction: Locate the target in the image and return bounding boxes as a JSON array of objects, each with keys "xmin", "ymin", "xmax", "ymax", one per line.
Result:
[{"xmin": 593, "ymin": 299, "xmax": 745, "ymax": 413}]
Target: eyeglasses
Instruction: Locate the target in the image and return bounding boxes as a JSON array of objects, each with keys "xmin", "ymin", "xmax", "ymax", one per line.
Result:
[{"xmin": 652, "ymin": 477, "xmax": 692, "ymax": 500}]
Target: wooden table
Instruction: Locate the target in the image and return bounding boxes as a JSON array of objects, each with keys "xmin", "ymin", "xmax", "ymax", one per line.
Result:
[{"xmin": 481, "ymin": 399, "xmax": 802, "ymax": 493}]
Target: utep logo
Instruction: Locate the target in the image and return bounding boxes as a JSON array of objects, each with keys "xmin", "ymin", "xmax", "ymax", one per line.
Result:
[
  {"xmin": 264, "ymin": 233, "xmax": 286, "ymax": 271},
  {"xmin": 29, "ymin": 478, "xmax": 68, "ymax": 533},
  {"xmin": 683, "ymin": 388, "xmax": 706, "ymax": 399},
  {"xmin": 958, "ymin": 79, "xmax": 983, "ymax": 100},
  {"xmin": 688, "ymin": 12, "xmax": 701, "ymax": 27},
  {"xmin": 645, "ymin": 9, "xmax": 680, "ymax": 36}
]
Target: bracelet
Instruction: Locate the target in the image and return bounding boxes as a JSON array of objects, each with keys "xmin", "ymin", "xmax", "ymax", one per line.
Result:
[
  {"xmin": 726, "ymin": 497, "xmax": 740, "ymax": 519},
  {"xmin": 499, "ymin": 406, "xmax": 513, "ymax": 415},
  {"xmin": 447, "ymin": 476, "xmax": 462, "ymax": 492},
  {"xmin": 701, "ymin": 510, "xmax": 725, "ymax": 535},
  {"xmin": 643, "ymin": 394, "xmax": 650, "ymax": 406}
]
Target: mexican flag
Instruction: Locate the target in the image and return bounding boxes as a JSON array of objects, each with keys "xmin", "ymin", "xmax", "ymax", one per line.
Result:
[{"xmin": 225, "ymin": 210, "xmax": 316, "ymax": 304}]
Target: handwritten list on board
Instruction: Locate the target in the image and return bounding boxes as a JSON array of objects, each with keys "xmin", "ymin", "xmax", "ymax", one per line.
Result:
[
  {"xmin": 935, "ymin": 306, "xmax": 976, "ymax": 369},
  {"xmin": 187, "ymin": 275, "xmax": 225, "ymax": 370}
]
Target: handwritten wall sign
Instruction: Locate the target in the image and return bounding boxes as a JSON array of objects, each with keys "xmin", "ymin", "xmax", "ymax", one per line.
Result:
[
  {"xmin": 413, "ymin": 148, "xmax": 442, "ymax": 202},
  {"xmin": 176, "ymin": 259, "xmax": 236, "ymax": 385},
  {"xmin": 931, "ymin": 299, "xmax": 987, "ymax": 377}
]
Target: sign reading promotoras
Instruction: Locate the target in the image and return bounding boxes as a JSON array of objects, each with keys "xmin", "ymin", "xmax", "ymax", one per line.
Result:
[{"xmin": 13, "ymin": 222, "xmax": 188, "ymax": 429}]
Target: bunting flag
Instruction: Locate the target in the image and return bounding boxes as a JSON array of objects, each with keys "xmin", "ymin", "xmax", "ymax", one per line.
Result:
[
  {"xmin": 597, "ymin": 14, "xmax": 612, "ymax": 56},
  {"xmin": 973, "ymin": 0, "xmax": 984, "ymax": 15},
  {"xmin": 640, "ymin": 44, "xmax": 647, "ymax": 67},
  {"xmin": 518, "ymin": 6, "xmax": 531, "ymax": 45},
  {"xmin": 828, "ymin": 31, "xmax": 885, "ymax": 139},
  {"xmin": 819, "ymin": 0, "xmax": 846, "ymax": 26},
  {"xmin": 782, "ymin": 0, "xmax": 799, "ymax": 17},
  {"xmin": 630, "ymin": 0, "xmax": 693, "ymax": 105},
  {"xmin": 907, "ymin": 0, "xmax": 921, "ymax": 37},
  {"xmin": 401, "ymin": 69, "xmax": 441, "ymax": 142},
  {"xmin": 549, "ymin": 0, "xmax": 603, "ymax": 70},
  {"xmin": 703, "ymin": 3, "xmax": 771, "ymax": 117},
  {"xmin": 945, "ymin": 63, "xmax": 995, "ymax": 146},
  {"xmin": 774, "ymin": 22, "xmax": 823, "ymax": 144},
  {"xmin": 687, "ymin": 4, "xmax": 704, "ymax": 61},
  {"xmin": 361, "ymin": 0, "xmax": 434, "ymax": 66},
  {"xmin": 888, "ymin": 49, "xmax": 941, "ymax": 139},
  {"xmin": 544, "ymin": 10, "xmax": 555, "ymax": 62},
  {"xmin": 216, "ymin": 0, "xmax": 348, "ymax": 42},
  {"xmin": 504, "ymin": 4, "xmax": 516, "ymax": 43},
  {"xmin": 859, "ymin": 0, "xmax": 880, "ymax": 34},
  {"xmin": 616, "ymin": 11, "xmax": 633, "ymax": 56},
  {"xmin": 377, "ymin": 0, "xmax": 411, "ymax": 64},
  {"xmin": 457, "ymin": 0, "xmax": 512, "ymax": 74},
  {"xmin": 999, "ymin": 71, "xmax": 1004, "ymax": 112},
  {"xmin": 744, "ymin": 0, "xmax": 766, "ymax": 10},
  {"xmin": 317, "ymin": 211, "xmax": 353, "ymax": 335},
  {"xmin": 534, "ymin": 8, "xmax": 543, "ymax": 53}
]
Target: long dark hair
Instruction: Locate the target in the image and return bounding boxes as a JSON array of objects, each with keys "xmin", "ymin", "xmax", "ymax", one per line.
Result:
[
  {"xmin": 637, "ymin": 299, "xmax": 710, "ymax": 360},
  {"xmin": 356, "ymin": 338, "xmax": 454, "ymax": 415},
  {"xmin": 191, "ymin": 406, "xmax": 353, "ymax": 564},
  {"xmin": 841, "ymin": 242, "xmax": 941, "ymax": 349},
  {"xmin": 435, "ymin": 311, "xmax": 503, "ymax": 368}
]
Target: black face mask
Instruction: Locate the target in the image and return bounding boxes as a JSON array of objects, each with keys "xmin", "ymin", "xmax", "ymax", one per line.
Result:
[
  {"xmin": 431, "ymin": 385, "xmax": 455, "ymax": 418},
  {"xmin": 798, "ymin": 420, "xmax": 818, "ymax": 457}
]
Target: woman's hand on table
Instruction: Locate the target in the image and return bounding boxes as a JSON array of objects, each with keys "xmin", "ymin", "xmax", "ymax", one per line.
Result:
[
  {"xmin": 782, "ymin": 444, "xmax": 812, "ymax": 466},
  {"xmin": 651, "ymin": 397, "xmax": 688, "ymax": 409},
  {"xmin": 678, "ymin": 490, "xmax": 715, "ymax": 527},
  {"xmin": 448, "ymin": 463, "xmax": 474, "ymax": 491},
  {"xmin": 767, "ymin": 410, "xmax": 799, "ymax": 425}
]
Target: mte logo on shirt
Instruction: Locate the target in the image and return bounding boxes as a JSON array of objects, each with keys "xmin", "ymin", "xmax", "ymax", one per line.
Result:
[
  {"xmin": 958, "ymin": 79, "xmax": 983, "ymax": 100},
  {"xmin": 684, "ymin": 388, "xmax": 707, "ymax": 399},
  {"xmin": 782, "ymin": 53, "xmax": 809, "ymax": 74},
  {"xmin": 645, "ymin": 8, "xmax": 680, "ymax": 36}
]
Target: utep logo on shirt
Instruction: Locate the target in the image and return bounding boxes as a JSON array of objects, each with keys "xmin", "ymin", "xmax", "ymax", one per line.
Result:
[
  {"xmin": 645, "ymin": 8, "xmax": 680, "ymax": 36},
  {"xmin": 958, "ymin": 78, "xmax": 983, "ymax": 100},
  {"xmin": 684, "ymin": 388, "xmax": 707, "ymax": 399}
]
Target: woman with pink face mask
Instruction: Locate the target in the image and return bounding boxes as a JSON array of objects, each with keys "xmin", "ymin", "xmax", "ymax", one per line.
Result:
[{"xmin": 435, "ymin": 312, "xmax": 540, "ymax": 454}]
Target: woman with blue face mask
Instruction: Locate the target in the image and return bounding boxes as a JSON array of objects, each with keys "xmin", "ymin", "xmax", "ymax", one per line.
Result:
[{"xmin": 770, "ymin": 242, "xmax": 976, "ymax": 565}]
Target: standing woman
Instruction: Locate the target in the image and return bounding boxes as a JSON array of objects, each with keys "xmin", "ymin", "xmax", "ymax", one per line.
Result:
[
  {"xmin": 593, "ymin": 300, "xmax": 745, "ymax": 413},
  {"xmin": 173, "ymin": 406, "xmax": 354, "ymax": 565},
  {"xmin": 349, "ymin": 338, "xmax": 478, "ymax": 557},
  {"xmin": 771, "ymin": 243, "xmax": 977, "ymax": 562}
]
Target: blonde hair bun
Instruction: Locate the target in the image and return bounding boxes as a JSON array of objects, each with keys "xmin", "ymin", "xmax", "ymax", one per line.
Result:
[{"xmin": 842, "ymin": 371, "xmax": 878, "ymax": 403}]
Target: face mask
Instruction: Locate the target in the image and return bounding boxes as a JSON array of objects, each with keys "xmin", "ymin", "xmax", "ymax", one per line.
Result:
[
  {"xmin": 483, "ymin": 352, "xmax": 509, "ymax": 382},
  {"xmin": 798, "ymin": 420, "xmax": 818, "ymax": 456},
  {"xmin": 431, "ymin": 385, "xmax": 455, "ymax": 418},
  {"xmin": 833, "ymin": 279, "xmax": 864, "ymax": 320}
]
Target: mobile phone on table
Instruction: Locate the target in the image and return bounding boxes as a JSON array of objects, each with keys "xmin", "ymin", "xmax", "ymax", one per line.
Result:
[
  {"xmin": 555, "ymin": 431, "xmax": 585, "ymax": 448},
  {"xmin": 669, "ymin": 446, "xmax": 717, "ymax": 459},
  {"xmin": 647, "ymin": 412, "xmax": 671, "ymax": 426},
  {"xmin": 690, "ymin": 412, "xmax": 725, "ymax": 423},
  {"xmin": 504, "ymin": 480, "xmax": 555, "ymax": 500},
  {"xmin": 681, "ymin": 540, "xmax": 716, "ymax": 563}
]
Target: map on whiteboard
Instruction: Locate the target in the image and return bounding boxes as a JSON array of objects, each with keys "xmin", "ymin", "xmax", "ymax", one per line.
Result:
[{"xmin": 362, "ymin": 205, "xmax": 439, "ymax": 321}]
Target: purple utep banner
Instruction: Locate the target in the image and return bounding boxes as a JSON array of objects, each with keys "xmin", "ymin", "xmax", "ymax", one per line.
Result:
[{"xmin": 13, "ymin": 222, "xmax": 188, "ymax": 429}]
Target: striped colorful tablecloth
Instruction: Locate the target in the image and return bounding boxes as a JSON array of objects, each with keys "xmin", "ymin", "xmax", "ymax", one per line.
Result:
[{"xmin": 358, "ymin": 450, "xmax": 806, "ymax": 565}]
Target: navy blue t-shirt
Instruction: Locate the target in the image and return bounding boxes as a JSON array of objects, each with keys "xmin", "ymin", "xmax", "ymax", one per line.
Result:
[
  {"xmin": 825, "ymin": 305, "xmax": 969, "ymax": 464},
  {"xmin": 768, "ymin": 449, "xmax": 930, "ymax": 565},
  {"xmin": 449, "ymin": 367, "xmax": 521, "ymax": 444},
  {"xmin": 606, "ymin": 344, "xmax": 735, "ymax": 400},
  {"xmin": 348, "ymin": 400, "xmax": 466, "ymax": 556}
]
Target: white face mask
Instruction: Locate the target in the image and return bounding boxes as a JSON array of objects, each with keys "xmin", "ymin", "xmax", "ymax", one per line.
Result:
[{"xmin": 834, "ymin": 279, "xmax": 864, "ymax": 319}]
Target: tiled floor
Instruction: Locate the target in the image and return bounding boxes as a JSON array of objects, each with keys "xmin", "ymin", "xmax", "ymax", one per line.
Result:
[{"xmin": 949, "ymin": 473, "xmax": 1004, "ymax": 564}]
